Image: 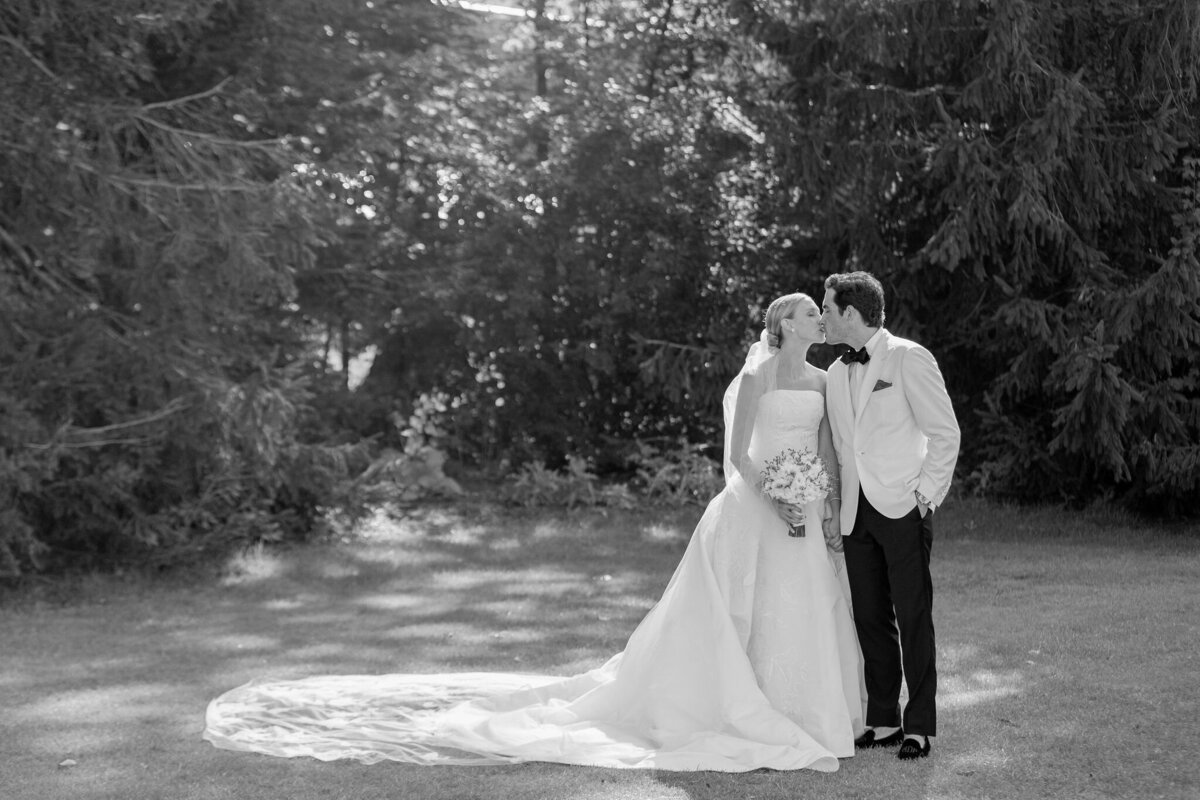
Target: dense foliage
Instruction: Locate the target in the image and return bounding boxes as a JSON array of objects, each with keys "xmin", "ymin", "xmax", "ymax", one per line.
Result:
[
  {"xmin": 0, "ymin": 0, "xmax": 447, "ymax": 574},
  {"xmin": 349, "ymin": 0, "xmax": 809, "ymax": 468},
  {"xmin": 728, "ymin": 0, "xmax": 1200, "ymax": 511},
  {"xmin": 2, "ymin": 0, "xmax": 1197, "ymax": 574}
]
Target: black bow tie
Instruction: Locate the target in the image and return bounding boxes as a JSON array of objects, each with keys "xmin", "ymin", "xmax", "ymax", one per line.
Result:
[{"xmin": 840, "ymin": 346, "xmax": 870, "ymax": 365}]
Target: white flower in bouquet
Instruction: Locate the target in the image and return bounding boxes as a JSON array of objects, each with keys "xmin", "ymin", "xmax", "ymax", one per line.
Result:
[{"xmin": 758, "ymin": 448, "xmax": 835, "ymax": 537}]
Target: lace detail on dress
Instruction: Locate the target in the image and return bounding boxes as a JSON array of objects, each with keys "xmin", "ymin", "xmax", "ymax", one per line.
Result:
[{"xmin": 749, "ymin": 390, "xmax": 824, "ymax": 467}]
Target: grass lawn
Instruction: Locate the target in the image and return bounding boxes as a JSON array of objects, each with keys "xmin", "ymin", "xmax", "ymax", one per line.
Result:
[{"xmin": 2, "ymin": 496, "xmax": 1198, "ymax": 800}]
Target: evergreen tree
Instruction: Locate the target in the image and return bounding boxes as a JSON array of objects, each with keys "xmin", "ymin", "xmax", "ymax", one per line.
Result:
[
  {"xmin": 729, "ymin": 0, "xmax": 1200, "ymax": 511},
  {"xmin": 0, "ymin": 0, "xmax": 452, "ymax": 573}
]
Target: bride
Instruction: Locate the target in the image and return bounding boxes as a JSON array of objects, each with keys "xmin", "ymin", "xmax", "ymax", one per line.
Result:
[{"xmin": 204, "ymin": 292, "xmax": 866, "ymax": 772}]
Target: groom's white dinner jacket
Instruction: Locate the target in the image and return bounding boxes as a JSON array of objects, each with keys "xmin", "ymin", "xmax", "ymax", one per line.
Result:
[{"xmin": 827, "ymin": 329, "xmax": 961, "ymax": 534}]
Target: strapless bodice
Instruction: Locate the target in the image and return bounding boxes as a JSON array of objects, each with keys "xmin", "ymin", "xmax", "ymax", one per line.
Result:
[{"xmin": 748, "ymin": 389, "xmax": 824, "ymax": 466}]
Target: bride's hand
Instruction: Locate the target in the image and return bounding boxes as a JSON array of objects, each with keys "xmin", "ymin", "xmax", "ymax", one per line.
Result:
[
  {"xmin": 769, "ymin": 498, "xmax": 804, "ymax": 526},
  {"xmin": 821, "ymin": 500, "xmax": 843, "ymax": 551}
]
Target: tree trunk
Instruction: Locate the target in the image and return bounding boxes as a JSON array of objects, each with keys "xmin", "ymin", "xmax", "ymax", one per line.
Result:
[{"xmin": 533, "ymin": 0, "xmax": 549, "ymax": 162}]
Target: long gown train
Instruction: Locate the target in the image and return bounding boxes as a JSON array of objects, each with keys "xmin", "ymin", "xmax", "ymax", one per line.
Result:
[{"xmin": 204, "ymin": 390, "xmax": 865, "ymax": 772}]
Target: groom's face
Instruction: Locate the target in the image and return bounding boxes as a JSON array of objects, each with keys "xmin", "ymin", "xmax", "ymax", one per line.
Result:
[{"xmin": 820, "ymin": 289, "xmax": 848, "ymax": 344}]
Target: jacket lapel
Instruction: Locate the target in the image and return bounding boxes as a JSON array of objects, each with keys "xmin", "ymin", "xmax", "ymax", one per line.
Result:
[
  {"xmin": 828, "ymin": 360, "xmax": 854, "ymax": 437},
  {"xmin": 854, "ymin": 329, "xmax": 889, "ymax": 423}
]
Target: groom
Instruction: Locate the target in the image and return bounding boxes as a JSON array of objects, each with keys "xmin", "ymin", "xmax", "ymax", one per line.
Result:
[{"xmin": 820, "ymin": 271, "xmax": 960, "ymax": 761}]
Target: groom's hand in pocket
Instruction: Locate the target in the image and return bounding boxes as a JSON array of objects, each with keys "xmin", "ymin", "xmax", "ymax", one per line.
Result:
[{"xmin": 915, "ymin": 490, "xmax": 932, "ymax": 518}]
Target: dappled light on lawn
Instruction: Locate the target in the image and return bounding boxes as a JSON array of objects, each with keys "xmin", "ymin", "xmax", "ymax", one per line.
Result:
[
  {"xmin": 640, "ymin": 521, "xmax": 690, "ymax": 544},
  {"xmin": 221, "ymin": 544, "xmax": 288, "ymax": 585},
  {"xmin": 313, "ymin": 561, "xmax": 362, "ymax": 580},
  {"xmin": 260, "ymin": 597, "xmax": 310, "ymax": 611},
  {"xmin": 2, "ymin": 499, "xmax": 1197, "ymax": 799},
  {"xmin": 351, "ymin": 591, "xmax": 434, "ymax": 611},
  {"xmin": 937, "ymin": 642, "xmax": 980, "ymax": 670},
  {"xmin": 423, "ymin": 520, "xmax": 494, "ymax": 547},
  {"xmin": 204, "ymin": 633, "xmax": 283, "ymax": 653},
  {"xmin": 13, "ymin": 680, "xmax": 190, "ymax": 771},
  {"xmin": 284, "ymin": 641, "xmax": 392, "ymax": 663},
  {"xmin": 586, "ymin": 781, "xmax": 694, "ymax": 800},
  {"xmin": 940, "ymin": 669, "xmax": 1024, "ymax": 709},
  {"xmin": 15, "ymin": 682, "xmax": 178, "ymax": 730},
  {"xmin": 430, "ymin": 566, "xmax": 583, "ymax": 593},
  {"xmin": 937, "ymin": 642, "xmax": 1026, "ymax": 710}
]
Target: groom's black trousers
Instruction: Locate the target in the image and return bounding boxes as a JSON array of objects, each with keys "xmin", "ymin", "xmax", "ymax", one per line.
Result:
[{"xmin": 843, "ymin": 490, "xmax": 936, "ymax": 737}]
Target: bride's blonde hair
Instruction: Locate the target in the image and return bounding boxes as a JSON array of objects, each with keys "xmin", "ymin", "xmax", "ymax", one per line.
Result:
[{"xmin": 763, "ymin": 293, "xmax": 811, "ymax": 349}]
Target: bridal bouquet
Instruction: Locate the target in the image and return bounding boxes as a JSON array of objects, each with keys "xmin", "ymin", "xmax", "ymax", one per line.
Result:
[{"xmin": 758, "ymin": 448, "xmax": 835, "ymax": 538}]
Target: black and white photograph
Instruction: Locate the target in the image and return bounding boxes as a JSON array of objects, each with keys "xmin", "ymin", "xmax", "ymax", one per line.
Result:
[{"xmin": 2, "ymin": 1, "xmax": 1198, "ymax": 799}]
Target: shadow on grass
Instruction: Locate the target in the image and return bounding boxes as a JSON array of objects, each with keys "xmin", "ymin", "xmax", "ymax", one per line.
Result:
[
  {"xmin": 1, "ymin": 502, "xmax": 710, "ymax": 799},
  {"xmin": 2, "ymin": 496, "xmax": 1198, "ymax": 800}
]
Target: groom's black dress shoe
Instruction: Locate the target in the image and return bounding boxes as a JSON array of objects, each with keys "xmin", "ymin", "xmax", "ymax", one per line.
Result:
[
  {"xmin": 854, "ymin": 728, "xmax": 904, "ymax": 749},
  {"xmin": 896, "ymin": 736, "xmax": 931, "ymax": 760}
]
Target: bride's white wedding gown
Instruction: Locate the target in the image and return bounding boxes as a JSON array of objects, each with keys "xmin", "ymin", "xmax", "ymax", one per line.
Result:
[{"xmin": 204, "ymin": 389, "xmax": 865, "ymax": 772}]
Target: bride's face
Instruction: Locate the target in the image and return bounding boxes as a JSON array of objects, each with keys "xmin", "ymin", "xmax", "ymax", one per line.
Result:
[{"xmin": 784, "ymin": 298, "xmax": 826, "ymax": 344}]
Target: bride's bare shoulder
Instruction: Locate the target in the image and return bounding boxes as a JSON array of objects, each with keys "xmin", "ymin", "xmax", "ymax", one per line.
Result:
[{"xmin": 742, "ymin": 353, "xmax": 777, "ymax": 380}]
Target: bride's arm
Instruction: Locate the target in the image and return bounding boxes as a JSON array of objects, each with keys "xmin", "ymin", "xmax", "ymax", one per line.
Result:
[
  {"xmin": 728, "ymin": 369, "xmax": 764, "ymax": 488},
  {"xmin": 730, "ymin": 370, "xmax": 801, "ymax": 525},
  {"xmin": 818, "ymin": 379, "xmax": 843, "ymax": 546}
]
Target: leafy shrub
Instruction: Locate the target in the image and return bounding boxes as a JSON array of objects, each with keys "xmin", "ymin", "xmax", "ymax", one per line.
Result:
[
  {"xmin": 506, "ymin": 456, "xmax": 637, "ymax": 509},
  {"xmin": 0, "ymin": 395, "xmax": 54, "ymax": 574},
  {"xmin": 354, "ymin": 446, "xmax": 463, "ymax": 506},
  {"xmin": 341, "ymin": 390, "xmax": 466, "ymax": 507},
  {"xmin": 0, "ymin": 368, "xmax": 376, "ymax": 576},
  {"xmin": 628, "ymin": 439, "xmax": 725, "ymax": 506}
]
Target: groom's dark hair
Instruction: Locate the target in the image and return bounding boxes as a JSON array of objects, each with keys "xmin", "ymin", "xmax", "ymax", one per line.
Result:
[{"xmin": 825, "ymin": 271, "xmax": 885, "ymax": 327}]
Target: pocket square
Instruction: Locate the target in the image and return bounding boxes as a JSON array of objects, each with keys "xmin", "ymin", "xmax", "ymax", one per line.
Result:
[{"xmin": 872, "ymin": 379, "xmax": 893, "ymax": 392}]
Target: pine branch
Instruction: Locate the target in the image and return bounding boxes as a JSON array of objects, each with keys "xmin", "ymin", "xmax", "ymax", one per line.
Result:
[
  {"xmin": 0, "ymin": 34, "xmax": 62, "ymax": 83},
  {"xmin": 140, "ymin": 77, "xmax": 233, "ymax": 112},
  {"xmin": 69, "ymin": 160, "xmax": 263, "ymax": 193},
  {"xmin": 131, "ymin": 114, "xmax": 282, "ymax": 151},
  {"xmin": 25, "ymin": 399, "xmax": 191, "ymax": 450}
]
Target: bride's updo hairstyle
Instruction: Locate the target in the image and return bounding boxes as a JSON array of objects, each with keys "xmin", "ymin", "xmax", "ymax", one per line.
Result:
[{"xmin": 763, "ymin": 293, "xmax": 811, "ymax": 349}]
